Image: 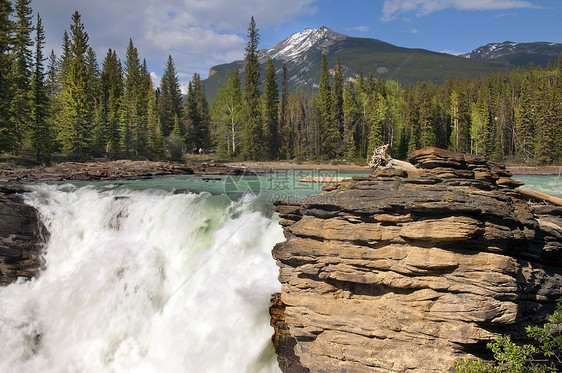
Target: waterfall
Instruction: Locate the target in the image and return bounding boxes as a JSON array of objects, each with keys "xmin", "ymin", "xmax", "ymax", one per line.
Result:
[{"xmin": 0, "ymin": 183, "xmax": 283, "ymax": 372}]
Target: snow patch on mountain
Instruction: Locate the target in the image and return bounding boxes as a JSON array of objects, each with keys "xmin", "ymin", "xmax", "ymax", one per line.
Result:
[
  {"xmin": 463, "ymin": 41, "xmax": 562, "ymax": 62},
  {"xmin": 264, "ymin": 26, "xmax": 346, "ymax": 62}
]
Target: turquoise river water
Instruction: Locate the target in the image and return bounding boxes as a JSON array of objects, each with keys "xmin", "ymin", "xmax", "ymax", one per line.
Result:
[{"xmin": 0, "ymin": 170, "xmax": 558, "ymax": 372}]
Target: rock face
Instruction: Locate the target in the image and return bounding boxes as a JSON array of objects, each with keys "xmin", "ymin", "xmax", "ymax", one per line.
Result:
[
  {"xmin": 0, "ymin": 160, "xmax": 195, "ymax": 182},
  {"xmin": 0, "ymin": 185, "xmax": 46, "ymax": 286},
  {"xmin": 271, "ymin": 147, "xmax": 562, "ymax": 372}
]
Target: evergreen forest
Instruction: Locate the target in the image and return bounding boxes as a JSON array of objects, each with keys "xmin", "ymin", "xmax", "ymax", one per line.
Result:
[{"xmin": 1, "ymin": 2, "xmax": 561, "ymax": 164}]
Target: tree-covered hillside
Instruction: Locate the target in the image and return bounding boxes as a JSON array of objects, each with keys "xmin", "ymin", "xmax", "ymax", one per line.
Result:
[{"xmin": 1, "ymin": 3, "xmax": 560, "ymax": 165}]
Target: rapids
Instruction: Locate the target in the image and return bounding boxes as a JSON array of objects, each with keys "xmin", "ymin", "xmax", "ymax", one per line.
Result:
[{"xmin": 0, "ymin": 182, "xmax": 284, "ymax": 372}]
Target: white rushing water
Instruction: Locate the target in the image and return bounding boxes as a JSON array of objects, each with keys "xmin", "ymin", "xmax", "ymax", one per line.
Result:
[{"xmin": 0, "ymin": 183, "xmax": 284, "ymax": 373}]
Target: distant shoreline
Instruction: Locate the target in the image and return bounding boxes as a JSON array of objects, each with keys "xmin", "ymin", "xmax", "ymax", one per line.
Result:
[
  {"xmin": 1, "ymin": 160, "xmax": 561, "ymax": 183},
  {"xmin": 507, "ymin": 166, "xmax": 562, "ymax": 176}
]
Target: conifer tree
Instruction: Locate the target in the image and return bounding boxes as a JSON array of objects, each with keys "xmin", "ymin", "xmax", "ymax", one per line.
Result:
[
  {"xmin": 135, "ymin": 59, "xmax": 151, "ymax": 157},
  {"xmin": 0, "ymin": 0, "xmax": 16, "ymax": 152},
  {"xmin": 262, "ymin": 57, "xmax": 279, "ymax": 159},
  {"xmin": 30, "ymin": 13, "xmax": 50, "ymax": 161},
  {"xmin": 534, "ymin": 71, "xmax": 557, "ymax": 164},
  {"xmin": 355, "ymin": 67, "xmax": 369, "ymax": 158},
  {"xmin": 10, "ymin": 0, "xmax": 33, "ymax": 147},
  {"xmin": 159, "ymin": 54, "xmax": 182, "ymax": 137},
  {"xmin": 342, "ymin": 81, "xmax": 359, "ymax": 160},
  {"xmin": 278, "ymin": 63, "xmax": 292, "ymax": 159},
  {"xmin": 332, "ymin": 58, "xmax": 344, "ymax": 143},
  {"xmin": 315, "ymin": 54, "xmax": 337, "ymax": 158},
  {"xmin": 58, "ymin": 30, "xmax": 71, "ymax": 81},
  {"xmin": 57, "ymin": 11, "xmax": 92, "ymax": 157},
  {"xmin": 514, "ymin": 75, "xmax": 535, "ymax": 161},
  {"xmin": 242, "ymin": 16, "xmax": 263, "ymax": 160},
  {"xmin": 100, "ymin": 48, "xmax": 122, "ymax": 157},
  {"xmin": 185, "ymin": 73, "xmax": 210, "ymax": 151},
  {"xmin": 120, "ymin": 38, "xmax": 141, "ymax": 157},
  {"xmin": 144, "ymin": 66, "xmax": 164, "ymax": 159},
  {"xmin": 86, "ymin": 47, "xmax": 104, "ymax": 153},
  {"xmin": 417, "ymin": 81, "xmax": 437, "ymax": 149}
]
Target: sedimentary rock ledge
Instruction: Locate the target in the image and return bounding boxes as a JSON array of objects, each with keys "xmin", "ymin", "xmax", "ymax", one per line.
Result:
[
  {"xmin": 271, "ymin": 147, "xmax": 562, "ymax": 372},
  {"xmin": 0, "ymin": 160, "xmax": 198, "ymax": 182},
  {"xmin": 0, "ymin": 184, "xmax": 46, "ymax": 286}
]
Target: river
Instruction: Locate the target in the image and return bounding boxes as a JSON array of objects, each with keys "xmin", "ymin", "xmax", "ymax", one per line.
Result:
[{"xmin": 0, "ymin": 171, "xmax": 558, "ymax": 372}]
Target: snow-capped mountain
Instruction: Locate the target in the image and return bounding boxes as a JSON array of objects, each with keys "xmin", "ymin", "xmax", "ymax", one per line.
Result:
[
  {"xmin": 463, "ymin": 41, "xmax": 562, "ymax": 66},
  {"xmin": 263, "ymin": 26, "xmax": 346, "ymax": 62},
  {"xmin": 203, "ymin": 27, "xmax": 558, "ymax": 100}
]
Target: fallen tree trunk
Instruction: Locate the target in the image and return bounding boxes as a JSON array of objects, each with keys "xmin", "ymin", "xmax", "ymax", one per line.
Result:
[{"xmin": 517, "ymin": 187, "xmax": 562, "ymax": 206}]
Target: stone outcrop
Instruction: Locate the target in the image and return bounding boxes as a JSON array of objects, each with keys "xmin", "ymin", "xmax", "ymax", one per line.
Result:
[
  {"xmin": 0, "ymin": 184, "xmax": 46, "ymax": 286},
  {"xmin": 0, "ymin": 160, "xmax": 195, "ymax": 182},
  {"xmin": 271, "ymin": 147, "xmax": 562, "ymax": 372}
]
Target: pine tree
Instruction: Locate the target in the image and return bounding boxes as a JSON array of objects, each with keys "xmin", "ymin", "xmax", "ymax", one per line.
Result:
[
  {"xmin": 86, "ymin": 46, "xmax": 104, "ymax": 154},
  {"xmin": 316, "ymin": 54, "xmax": 337, "ymax": 159},
  {"xmin": 138, "ymin": 59, "xmax": 162, "ymax": 159},
  {"xmin": 57, "ymin": 11, "xmax": 92, "ymax": 157},
  {"xmin": 242, "ymin": 16, "xmax": 263, "ymax": 160},
  {"xmin": 185, "ymin": 72, "xmax": 210, "ymax": 151},
  {"xmin": 100, "ymin": 48, "xmax": 122, "ymax": 158},
  {"xmin": 342, "ymin": 81, "xmax": 359, "ymax": 160},
  {"xmin": 58, "ymin": 30, "xmax": 71, "ymax": 81},
  {"xmin": 356, "ymin": 67, "xmax": 369, "ymax": 158},
  {"xmin": 0, "ymin": 0, "xmax": 16, "ymax": 152},
  {"xmin": 159, "ymin": 54, "xmax": 182, "ymax": 137},
  {"xmin": 514, "ymin": 75, "xmax": 535, "ymax": 161},
  {"xmin": 10, "ymin": 0, "xmax": 33, "ymax": 148},
  {"xmin": 534, "ymin": 70, "xmax": 557, "ymax": 164},
  {"xmin": 120, "ymin": 39, "xmax": 141, "ymax": 157},
  {"xmin": 136, "ymin": 59, "xmax": 152, "ymax": 157},
  {"xmin": 184, "ymin": 81, "xmax": 197, "ymax": 148},
  {"xmin": 278, "ymin": 63, "xmax": 292, "ymax": 159},
  {"xmin": 30, "ymin": 13, "xmax": 50, "ymax": 161},
  {"xmin": 262, "ymin": 57, "xmax": 279, "ymax": 159},
  {"xmin": 418, "ymin": 81, "xmax": 437, "ymax": 149},
  {"xmin": 331, "ymin": 58, "xmax": 344, "ymax": 150}
]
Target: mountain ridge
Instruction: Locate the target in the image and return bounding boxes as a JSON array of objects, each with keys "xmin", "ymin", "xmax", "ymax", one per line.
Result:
[
  {"xmin": 462, "ymin": 40, "xmax": 562, "ymax": 66},
  {"xmin": 203, "ymin": 26, "xmax": 560, "ymax": 100}
]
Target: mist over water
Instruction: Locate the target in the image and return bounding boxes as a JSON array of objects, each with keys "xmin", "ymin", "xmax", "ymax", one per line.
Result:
[{"xmin": 0, "ymin": 183, "xmax": 284, "ymax": 372}]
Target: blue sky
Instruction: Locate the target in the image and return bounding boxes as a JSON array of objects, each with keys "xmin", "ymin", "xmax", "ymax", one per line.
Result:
[{"xmin": 32, "ymin": 0, "xmax": 561, "ymax": 92}]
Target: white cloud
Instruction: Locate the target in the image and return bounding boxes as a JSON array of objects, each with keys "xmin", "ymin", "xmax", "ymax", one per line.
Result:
[
  {"xmin": 440, "ymin": 49, "xmax": 464, "ymax": 55},
  {"xmin": 349, "ymin": 25, "xmax": 371, "ymax": 32},
  {"xmin": 34, "ymin": 0, "xmax": 318, "ymax": 88},
  {"xmin": 381, "ymin": 0, "xmax": 539, "ymax": 21}
]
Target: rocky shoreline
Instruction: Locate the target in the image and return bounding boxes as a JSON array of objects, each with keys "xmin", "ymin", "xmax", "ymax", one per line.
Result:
[
  {"xmin": 271, "ymin": 147, "xmax": 562, "ymax": 372},
  {"xmin": 1, "ymin": 155, "xmax": 561, "ymax": 370},
  {"xmin": 0, "ymin": 159, "xmax": 235, "ymax": 183}
]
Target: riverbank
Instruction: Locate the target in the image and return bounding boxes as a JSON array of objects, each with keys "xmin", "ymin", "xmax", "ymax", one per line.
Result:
[
  {"xmin": 506, "ymin": 165, "xmax": 562, "ymax": 175},
  {"xmin": 0, "ymin": 159, "xmax": 369, "ymax": 183},
  {"xmin": 1, "ymin": 159, "xmax": 560, "ymax": 183}
]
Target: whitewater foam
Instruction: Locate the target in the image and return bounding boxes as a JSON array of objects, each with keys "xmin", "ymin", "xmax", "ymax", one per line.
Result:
[{"xmin": 0, "ymin": 183, "xmax": 283, "ymax": 372}]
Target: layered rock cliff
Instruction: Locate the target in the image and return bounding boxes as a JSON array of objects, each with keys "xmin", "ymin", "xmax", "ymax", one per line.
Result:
[
  {"xmin": 0, "ymin": 185, "xmax": 46, "ymax": 286},
  {"xmin": 271, "ymin": 147, "xmax": 562, "ymax": 372}
]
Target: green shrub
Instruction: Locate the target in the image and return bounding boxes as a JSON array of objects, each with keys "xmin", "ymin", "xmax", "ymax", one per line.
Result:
[{"xmin": 455, "ymin": 299, "xmax": 562, "ymax": 372}]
